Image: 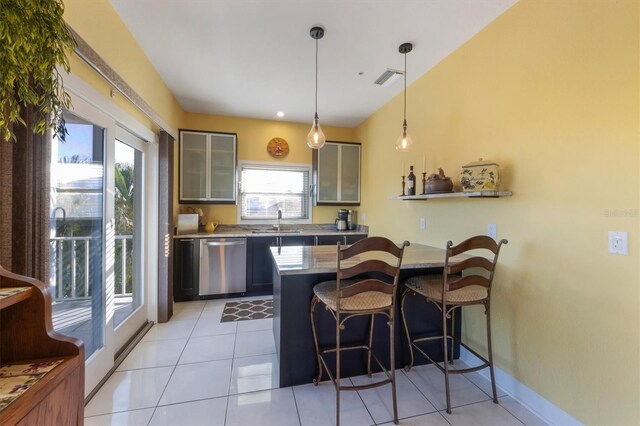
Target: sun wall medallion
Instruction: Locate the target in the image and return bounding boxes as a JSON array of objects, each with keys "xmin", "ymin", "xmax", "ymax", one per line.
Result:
[{"xmin": 267, "ymin": 137, "xmax": 289, "ymax": 159}]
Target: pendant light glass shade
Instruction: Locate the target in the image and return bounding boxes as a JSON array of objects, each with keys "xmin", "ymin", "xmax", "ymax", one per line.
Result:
[
  {"xmin": 307, "ymin": 113, "xmax": 326, "ymax": 149},
  {"xmin": 396, "ymin": 42, "xmax": 413, "ymax": 152},
  {"xmin": 308, "ymin": 26, "xmax": 325, "ymax": 149},
  {"xmin": 395, "ymin": 120, "xmax": 413, "ymax": 152}
]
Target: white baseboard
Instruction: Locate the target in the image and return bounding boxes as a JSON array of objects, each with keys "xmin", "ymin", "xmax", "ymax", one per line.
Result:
[{"xmin": 459, "ymin": 347, "xmax": 581, "ymax": 426}]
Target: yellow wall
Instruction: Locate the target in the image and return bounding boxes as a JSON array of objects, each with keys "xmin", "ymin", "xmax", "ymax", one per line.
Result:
[
  {"xmin": 178, "ymin": 113, "xmax": 357, "ymax": 224},
  {"xmin": 63, "ymin": 0, "xmax": 185, "ymax": 133},
  {"xmin": 356, "ymin": 1, "xmax": 639, "ymax": 424}
]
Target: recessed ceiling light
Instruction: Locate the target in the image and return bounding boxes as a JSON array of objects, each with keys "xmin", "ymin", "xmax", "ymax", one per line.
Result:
[{"xmin": 277, "ymin": 111, "xmax": 285, "ymax": 117}]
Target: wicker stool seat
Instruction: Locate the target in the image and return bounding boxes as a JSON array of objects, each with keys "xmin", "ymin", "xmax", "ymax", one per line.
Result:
[
  {"xmin": 400, "ymin": 235, "xmax": 507, "ymax": 414},
  {"xmin": 310, "ymin": 236, "xmax": 409, "ymax": 426},
  {"xmin": 313, "ymin": 280, "xmax": 393, "ymax": 311},
  {"xmin": 405, "ymin": 275, "xmax": 488, "ymax": 304}
]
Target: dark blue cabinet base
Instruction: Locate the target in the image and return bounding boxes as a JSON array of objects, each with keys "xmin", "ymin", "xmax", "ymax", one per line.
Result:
[{"xmin": 272, "ymin": 267, "xmax": 461, "ymax": 387}]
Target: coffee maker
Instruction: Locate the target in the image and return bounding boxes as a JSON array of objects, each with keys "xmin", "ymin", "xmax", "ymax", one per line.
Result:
[{"xmin": 336, "ymin": 209, "xmax": 348, "ymax": 231}]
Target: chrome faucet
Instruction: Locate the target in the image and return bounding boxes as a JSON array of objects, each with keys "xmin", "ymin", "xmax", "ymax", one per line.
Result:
[{"xmin": 277, "ymin": 209, "xmax": 282, "ymax": 233}]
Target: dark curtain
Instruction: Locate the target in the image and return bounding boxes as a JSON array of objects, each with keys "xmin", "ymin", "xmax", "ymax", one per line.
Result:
[
  {"xmin": 0, "ymin": 107, "xmax": 51, "ymax": 282},
  {"xmin": 157, "ymin": 130, "xmax": 174, "ymax": 323}
]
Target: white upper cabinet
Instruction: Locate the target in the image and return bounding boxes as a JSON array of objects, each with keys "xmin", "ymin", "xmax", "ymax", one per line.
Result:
[
  {"xmin": 180, "ymin": 130, "xmax": 237, "ymax": 204},
  {"xmin": 313, "ymin": 141, "xmax": 361, "ymax": 205}
]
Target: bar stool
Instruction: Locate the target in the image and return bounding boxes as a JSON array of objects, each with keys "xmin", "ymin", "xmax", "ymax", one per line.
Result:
[
  {"xmin": 400, "ymin": 235, "xmax": 507, "ymax": 414},
  {"xmin": 310, "ymin": 236, "xmax": 409, "ymax": 426}
]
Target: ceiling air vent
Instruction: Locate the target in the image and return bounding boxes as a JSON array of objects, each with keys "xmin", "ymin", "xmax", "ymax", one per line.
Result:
[{"xmin": 373, "ymin": 69, "xmax": 404, "ymax": 87}]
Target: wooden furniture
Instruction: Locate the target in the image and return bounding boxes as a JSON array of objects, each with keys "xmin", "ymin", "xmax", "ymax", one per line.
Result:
[
  {"xmin": 0, "ymin": 265, "xmax": 84, "ymax": 425},
  {"xmin": 271, "ymin": 243, "xmax": 466, "ymax": 387},
  {"xmin": 179, "ymin": 129, "xmax": 237, "ymax": 204},
  {"xmin": 313, "ymin": 141, "xmax": 361, "ymax": 205},
  {"xmin": 401, "ymin": 235, "xmax": 507, "ymax": 414},
  {"xmin": 310, "ymin": 237, "xmax": 408, "ymax": 425}
]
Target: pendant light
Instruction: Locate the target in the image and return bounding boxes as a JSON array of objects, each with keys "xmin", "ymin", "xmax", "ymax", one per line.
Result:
[
  {"xmin": 307, "ymin": 26, "xmax": 326, "ymax": 149},
  {"xmin": 395, "ymin": 42, "xmax": 413, "ymax": 152}
]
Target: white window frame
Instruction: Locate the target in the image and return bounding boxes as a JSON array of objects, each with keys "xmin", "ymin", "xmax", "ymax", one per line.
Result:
[
  {"xmin": 237, "ymin": 160, "xmax": 313, "ymax": 225},
  {"xmin": 62, "ymin": 72, "xmax": 159, "ymax": 397}
]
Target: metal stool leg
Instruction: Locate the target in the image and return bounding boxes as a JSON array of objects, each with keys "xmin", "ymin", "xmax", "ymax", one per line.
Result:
[
  {"xmin": 310, "ymin": 295, "xmax": 323, "ymax": 385},
  {"xmin": 442, "ymin": 304, "xmax": 452, "ymax": 414},
  {"xmin": 389, "ymin": 308, "xmax": 399, "ymax": 424},
  {"xmin": 450, "ymin": 309, "xmax": 456, "ymax": 364},
  {"xmin": 486, "ymin": 301, "xmax": 498, "ymax": 403},
  {"xmin": 400, "ymin": 288, "xmax": 415, "ymax": 371},
  {"xmin": 367, "ymin": 313, "xmax": 374, "ymax": 377}
]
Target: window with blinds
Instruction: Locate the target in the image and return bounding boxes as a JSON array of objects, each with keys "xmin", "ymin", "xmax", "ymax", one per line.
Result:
[{"xmin": 239, "ymin": 163, "xmax": 311, "ymax": 221}]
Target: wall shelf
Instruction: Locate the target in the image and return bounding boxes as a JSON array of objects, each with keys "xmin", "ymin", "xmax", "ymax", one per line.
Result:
[{"xmin": 389, "ymin": 191, "xmax": 512, "ymax": 201}]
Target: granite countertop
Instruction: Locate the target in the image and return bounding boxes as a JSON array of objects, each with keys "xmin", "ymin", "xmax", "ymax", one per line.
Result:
[
  {"xmin": 269, "ymin": 243, "xmax": 469, "ymax": 276},
  {"xmin": 174, "ymin": 224, "xmax": 369, "ymax": 239}
]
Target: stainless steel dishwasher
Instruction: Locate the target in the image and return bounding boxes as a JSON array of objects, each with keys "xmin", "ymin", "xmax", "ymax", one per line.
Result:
[{"xmin": 199, "ymin": 238, "xmax": 247, "ymax": 296}]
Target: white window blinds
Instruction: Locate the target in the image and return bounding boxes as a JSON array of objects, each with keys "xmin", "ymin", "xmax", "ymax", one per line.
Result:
[{"xmin": 240, "ymin": 164, "xmax": 310, "ymax": 220}]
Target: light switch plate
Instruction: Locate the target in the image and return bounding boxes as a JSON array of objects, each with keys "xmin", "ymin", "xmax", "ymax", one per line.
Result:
[
  {"xmin": 608, "ymin": 231, "xmax": 628, "ymax": 255},
  {"xmin": 419, "ymin": 218, "xmax": 426, "ymax": 230}
]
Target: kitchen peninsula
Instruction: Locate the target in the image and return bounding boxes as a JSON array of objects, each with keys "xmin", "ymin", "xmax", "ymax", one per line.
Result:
[{"xmin": 271, "ymin": 243, "xmax": 469, "ymax": 387}]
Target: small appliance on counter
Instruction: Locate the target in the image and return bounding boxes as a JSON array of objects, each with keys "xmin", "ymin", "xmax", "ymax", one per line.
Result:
[
  {"xmin": 347, "ymin": 210, "xmax": 357, "ymax": 230},
  {"xmin": 336, "ymin": 209, "xmax": 348, "ymax": 231},
  {"xmin": 176, "ymin": 214, "xmax": 199, "ymax": 235}
]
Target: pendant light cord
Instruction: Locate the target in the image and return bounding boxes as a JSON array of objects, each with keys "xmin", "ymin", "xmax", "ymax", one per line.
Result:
[
  {"xmin": 315, "ymin": 37, "xmax": 319, "ymax": 115},
  {"xmin": 403, "ymin": 52, "xmax": 407, "ymax": 123}
]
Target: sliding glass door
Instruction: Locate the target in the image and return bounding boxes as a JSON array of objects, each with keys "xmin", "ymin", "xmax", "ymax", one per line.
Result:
[
  {"xmin": 49, "ymin": 93, "xmax": 156, "ymax": 396},
  {"xmin": 50, "ymin": 111, "xmax": 106, "ymax": 362},
  {"xmin": 111, "ymin": 128, "xmax": 150, "ymax": 352}
]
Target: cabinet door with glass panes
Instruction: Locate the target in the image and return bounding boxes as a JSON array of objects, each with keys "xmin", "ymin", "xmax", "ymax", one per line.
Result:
[
  {"xmin": 179, "ymin": 130, "xmax": 237, "ymax": 203},
  {"xmin": 313, "ymin": 141, "xmax": 361, "ymax": 205}
]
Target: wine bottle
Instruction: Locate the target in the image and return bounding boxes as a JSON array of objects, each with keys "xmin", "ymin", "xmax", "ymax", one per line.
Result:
[{"xmin": 407, "ymin": 165, "xmax": 416, "ymax": 195}]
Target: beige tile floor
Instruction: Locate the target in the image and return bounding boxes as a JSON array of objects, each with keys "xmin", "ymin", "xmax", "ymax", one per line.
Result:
[{"xmin": 85, "ymin": 297, "xmax": 547, "ymax": 425}]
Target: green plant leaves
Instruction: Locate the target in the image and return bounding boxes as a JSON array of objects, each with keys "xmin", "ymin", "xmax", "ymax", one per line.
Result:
[{"xmin": 0, "ymin": 0, "xmax": 75, "ymax": 142}]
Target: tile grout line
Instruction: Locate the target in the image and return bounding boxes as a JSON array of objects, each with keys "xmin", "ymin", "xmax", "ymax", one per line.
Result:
[
  {"xmin": 83, "ymin": 406, "xmax": 156, "ymax": 420},
  {"xmin": 438, "ymin": 410, "xmax": 455, "ymax": 426},
  {"xmin": 399, "ymin": 367, "xmax": 444, "ymax": 411},
  {"xmin": 224, "ymin": 305, "xmax": 240, "ymax": 425},
  {"xmin": 351, "ymin": 376, "xmax": 378, "ymax": 425},
  {"xmin": 290, "ymin": 385, "xmax": 303, "ymax": 426},
  {"xmin": 145, "ymin": 303, "xmax": 205, "ymax": 425},
  {"xmin": 497, "ymin": 395, "xmax": 547, "ymax": 425},
  {"xmin": 448, "ymin": 360, "xmax": 528, "ymax": 424},
  {"xmin": 491, "ymin": 399, "xmax": 528, "ymax": 426}
]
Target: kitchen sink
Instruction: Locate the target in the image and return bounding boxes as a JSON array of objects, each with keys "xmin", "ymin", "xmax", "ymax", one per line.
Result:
[{"xmin": 251, "ymin": 229, "xmax": 301, "ymax": 234}]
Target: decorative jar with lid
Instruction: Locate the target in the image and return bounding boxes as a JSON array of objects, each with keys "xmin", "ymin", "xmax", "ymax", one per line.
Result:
[{"xmin": 460, "ymin": 158, "xmax": 500, "ymax": 192}]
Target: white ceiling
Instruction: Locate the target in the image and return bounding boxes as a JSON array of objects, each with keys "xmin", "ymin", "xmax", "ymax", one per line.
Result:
[{"xmin": 110, "ymin": 0, "xmax": 517, "ymax": 128}]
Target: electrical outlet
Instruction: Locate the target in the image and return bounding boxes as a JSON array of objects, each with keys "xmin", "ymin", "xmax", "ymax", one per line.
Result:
[
  {"xmin": 419, "ymin": 218, "xmax": 426, "ymax": 230},
  {"xmin": 487, "ymin": 223, "xmax": 497, "ymax": 239},
  {"xmin": 360, "ymin": 213, "xmax": 366, "ymax": 223},
  {"xmin": 608, "ymin": 231, "xmax": 628, "ymax": 255}
]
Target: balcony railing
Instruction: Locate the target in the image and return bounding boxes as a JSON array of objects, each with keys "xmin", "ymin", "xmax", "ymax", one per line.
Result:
[{"xmin": 49, "ymin": 235, "xmax": 133, "ymax": 301}]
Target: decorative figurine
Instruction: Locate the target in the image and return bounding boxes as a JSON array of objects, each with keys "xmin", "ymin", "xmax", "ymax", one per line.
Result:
[{"xmin": 425, "ymin": 168, "xmax": 454, "ymax": 193}]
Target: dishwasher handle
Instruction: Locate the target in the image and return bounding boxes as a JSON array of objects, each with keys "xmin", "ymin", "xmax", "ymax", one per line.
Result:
[{"xmin": 205, "ymin": 240, "xmax": 245, "ymax": 247}]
